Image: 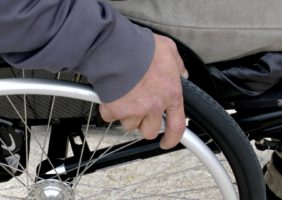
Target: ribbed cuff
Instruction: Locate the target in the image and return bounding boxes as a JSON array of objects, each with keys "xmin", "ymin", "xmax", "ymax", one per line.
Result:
[{"xmin": 78, "ymin": 11, "xmax": 155, "ymax": 103}]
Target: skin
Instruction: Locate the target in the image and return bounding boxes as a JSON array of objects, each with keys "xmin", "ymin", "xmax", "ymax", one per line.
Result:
[{"xmin": 99, "ymin": 34, "xmax": 188, "ymax": 149}]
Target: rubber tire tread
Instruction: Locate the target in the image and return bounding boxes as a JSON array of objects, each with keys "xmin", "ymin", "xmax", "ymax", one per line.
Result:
[{"xmin": 182, "ymin": 79, "xmax": 266, "ymax": 200}]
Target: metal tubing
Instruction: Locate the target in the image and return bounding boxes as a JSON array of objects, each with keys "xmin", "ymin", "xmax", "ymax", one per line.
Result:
[
  {"xmin": 0, "ymin": 78, "xmax": 237, "ymax": 199},
  {"xmin": 0, "ymin": 78, "xmax": 101, "ymax": 103},
  {"xmin": 181, "ymin": 128, "xmax": 237, "ymax": 200}
]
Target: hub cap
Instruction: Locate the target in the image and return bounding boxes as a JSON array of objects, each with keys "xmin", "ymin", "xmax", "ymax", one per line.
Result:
[{"xmin": 27, "ymin": 179, "xmax": 74, "ymax": 200}]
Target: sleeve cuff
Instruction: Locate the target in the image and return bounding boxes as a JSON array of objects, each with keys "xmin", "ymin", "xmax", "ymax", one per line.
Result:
[{"xmin": 78, "ymin": 10, "xmax": 155, "ymax": 103}]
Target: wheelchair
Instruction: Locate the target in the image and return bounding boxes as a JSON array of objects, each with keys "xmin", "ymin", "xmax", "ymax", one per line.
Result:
[{"xmin": 0, "ymin": 39, "xmax": 273, "ymax": 199}]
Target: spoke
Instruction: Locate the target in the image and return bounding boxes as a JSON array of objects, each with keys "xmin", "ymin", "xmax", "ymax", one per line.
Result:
[
  {"xmin": 67, "ymin": 130, "xmax": 138, "ymax": 185},
  {"xmin": 72, "ymin": 102, "xmax": 94, "ymax": 190},
  {"xmin": 37, "ymin": 72, "xmax": 60, "ymax": 183},
  {"xmin": 22, "ymin": 69, "xmax": 30, "ymax": 191},
  {"xmin": 72, "ymin": 138, "xmax": 145, "ymax": 198},
  {"xmin": 95, "ymin": 136, "xmax": 142, "ymax": 164},
  {"xmin": 0, "ymin": 162, "xmax": 44, "ymax": 183},
  {"xmin": 42, "ymin": 123, "xmax": 120, "ymax": 181},
  {"xmin": 47, "ymin": 134, "xmax": 148, "ymax": 183},
  {"xmin": 88, "ymin": 122, "xmax": 114, "ymax": 164},
  {"xmin": 0, "ymin": 138, "xmax": 34, "ymax": 184},
  {"xmin": 75, "ymin": 121, "xmax": 113, "ymax": 179},
  {"xmin": 72, "ymin": 122, "xmax": 117, "ymax": 181},
  {"xmin": 46, "ymin": 72, "xmax": 60, "ymax": 133},
  {"xmin": 0, "ymin": 163, "xmax": 26, "ymax": 187},
  {"xmin": 74, "ymin": 131, "xmax": 141, "ymax": 186},
  {"xmin": 6, "ymin": 96, "xmax": 63, "ymax": 182},
  {"xmin": 0, "ymin": 76, "xmax": 240, "ymax": 200}
]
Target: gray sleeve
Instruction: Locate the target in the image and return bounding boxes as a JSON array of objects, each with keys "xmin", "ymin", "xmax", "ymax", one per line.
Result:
[{"xmin": 0, "ymin": 0, "xmax": 155, "ymax": 102}]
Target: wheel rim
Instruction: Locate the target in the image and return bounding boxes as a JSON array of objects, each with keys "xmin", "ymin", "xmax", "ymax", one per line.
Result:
[{"xmin": 0, "ymin": 77, "xmax": 238, "ymax": 199}]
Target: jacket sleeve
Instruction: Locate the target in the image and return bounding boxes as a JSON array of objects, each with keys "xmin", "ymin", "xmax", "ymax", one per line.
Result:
[{"xmin": 0, "ymin": 0, "xmax": 155, "ymax": 102}]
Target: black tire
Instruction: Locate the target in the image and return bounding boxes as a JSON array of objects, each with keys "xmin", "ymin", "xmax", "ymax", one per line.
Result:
[
  {"xmin": 182, "ymin": 78, "xmax": 266, "ymax": 200},
  {"xmin": 0, "ymin": 77, "xmax": 266, "ymax": 199}
]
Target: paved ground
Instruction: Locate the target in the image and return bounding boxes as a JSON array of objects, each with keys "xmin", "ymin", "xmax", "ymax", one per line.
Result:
[{"xmin": 0, "ymin": 125, "xmax": 272, "ymax": 200}]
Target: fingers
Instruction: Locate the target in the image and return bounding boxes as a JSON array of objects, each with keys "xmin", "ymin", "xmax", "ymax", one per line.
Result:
[
  {"xmin": 101, "ymin": 103, "xmax": 162, "ymax": 139},
  {"xmin": 160, "ymin": 93, "xmax": 186, "ymax": 149},
  {"xmin": 120, "ymin": 117, "xmax": 142, "ymax": 131},
  {"xmin": 158, "ymin": 36, "xmax": 186, "ymax": 148},
  {"xmin": 160, "ymin": 107, "xmax": 185, "ymax": 149},
  {"xmin": 100, "ymin": 104, "xmax": 143, "ymax": 132},
  {"xmin": 99, "ymin": 104, "xmax": 117, "ymax": 122},
  {"xmin": 99, "ymin": 103, "xmax": 136, "ymax": 123},
  {"xmin": 138, "ymin": 113, "xmax": 163, "ymax": 140}
]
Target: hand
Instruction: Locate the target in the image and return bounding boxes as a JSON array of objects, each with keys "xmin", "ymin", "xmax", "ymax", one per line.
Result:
[{"xmin": 99, "ymin": 34, "xmax": 188, "ymax": 149}]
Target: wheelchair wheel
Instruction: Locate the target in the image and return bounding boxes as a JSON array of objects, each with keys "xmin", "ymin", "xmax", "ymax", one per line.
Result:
[
  {"xmin": 181, "ymin": 79, "xmax": 265, "ymax": 200},
  {"xmin": 0, "ymin": 77, "xmax": 265, "ymax": 199}
]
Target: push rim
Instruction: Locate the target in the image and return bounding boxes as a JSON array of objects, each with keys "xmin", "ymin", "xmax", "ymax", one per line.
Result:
[{"xmin": 0, "ymin": 77, "xmax": 238, "ymax": 199}]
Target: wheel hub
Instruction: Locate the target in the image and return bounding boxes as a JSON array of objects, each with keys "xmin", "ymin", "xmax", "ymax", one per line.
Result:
[{"xmin": 27, "ymin": 179, "xmax": 74, "ymax": 200}]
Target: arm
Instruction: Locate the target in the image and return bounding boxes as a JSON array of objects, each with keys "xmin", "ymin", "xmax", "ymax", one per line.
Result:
[
  {"xmin": 0, "ymin": 0, "xmax": 154, "ymax": 102},
  {"xmin": 0, "ymin": 0, "xmax": 187, "ymax": 149}
]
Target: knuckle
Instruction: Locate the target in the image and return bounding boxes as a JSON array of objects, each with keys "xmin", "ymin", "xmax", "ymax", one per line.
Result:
[
  {"xmin": 164, "ymin": 37, "xmax": 177, "ymax": 50},
  {"xmin": 158, "ymin": 35, "xmax": 177, "ymax": 51}
]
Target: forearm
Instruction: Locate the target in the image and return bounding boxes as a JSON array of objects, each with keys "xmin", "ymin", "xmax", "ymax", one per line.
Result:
[{"xmin": 0, "ymin": 0, "xmax": 154, "ymax": 102}]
